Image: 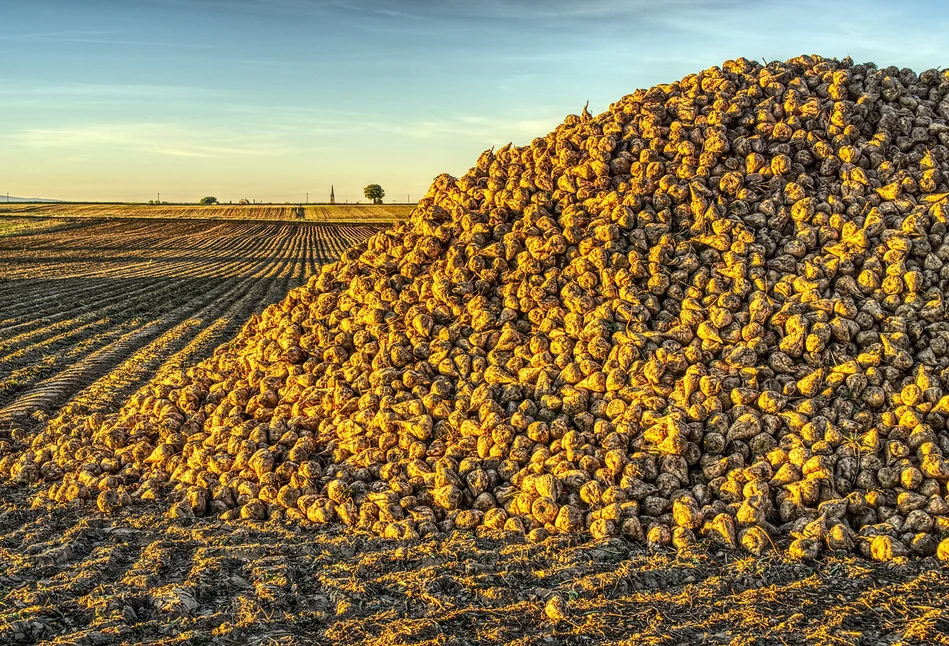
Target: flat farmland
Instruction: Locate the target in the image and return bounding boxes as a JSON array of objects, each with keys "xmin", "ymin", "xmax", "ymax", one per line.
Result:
[
  {"xmin": 0, "ymin": 203, "xmax": 414, "ymax": 223},
  {"xmin": 2, "ymin": 215, "xmax": 948, "ymax": 645},
  {"xmin": 0, "ymin": 216, "xmax": 382, "ymax": 432},
  {"xmin": 2, "ymin": 496, "xmax": 948, "ymax": 645}
]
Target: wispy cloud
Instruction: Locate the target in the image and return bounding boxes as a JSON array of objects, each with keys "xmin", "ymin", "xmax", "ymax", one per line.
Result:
[
  {"xmin": 5, "ymin": 123, "xmax": 288, "ymax": 158},
  {"xmin": 0, "ymin": 83, "xmax": 223, "ymax": 111},
  {"xmin": 297, "ymin": 113, "xmax": 563, "ymax": 144},
  {"xmin": 0, "ymin": 30, "xmax": 215, "ymax": 48},
  {"xmin": 176, "ymin": 0, "xmax": 724, "ymax": 22},
  {"xmin": 0, "ymin": 83, "xmax": 217, "ymax": 99},
  {"xmin": 386, "ymin": 115, "xmax": 562, "ymax": 143},
  {"xmin": 132, "ymin": 0, "xmax": 727, "ymax": 33},
  {"xmin": 0, "ymin": 30, "xmax": 117, "ymax": 40}
]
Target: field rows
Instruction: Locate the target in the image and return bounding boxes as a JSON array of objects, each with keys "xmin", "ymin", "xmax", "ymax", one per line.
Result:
[
  {"xmin": 1, "ymin": 495, "xmax": 947, "ymax": 645},
  {"xmin": 0, "ymin": 216, "xmax": 380, "ymax": 430},
  {"xmin": 0, "ymin": 203, "xmax": 415, "ymax": 223},
  {"xmin": 2, "ymin": 212, "xmax": 949, "ymax": 644}
]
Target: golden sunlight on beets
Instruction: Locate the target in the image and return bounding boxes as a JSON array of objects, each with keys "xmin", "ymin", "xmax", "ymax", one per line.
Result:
[{"xmin": 3, "ymin": 52, "xmax": 949, "ymax": 645}]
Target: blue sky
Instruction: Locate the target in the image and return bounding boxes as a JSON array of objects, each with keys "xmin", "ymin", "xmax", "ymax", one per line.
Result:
[{"xmin": 1, "ymin": 0, "xmax": 945, "ymax": 203}]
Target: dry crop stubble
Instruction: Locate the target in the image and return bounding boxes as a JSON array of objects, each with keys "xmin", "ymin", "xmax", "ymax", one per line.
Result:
[{"xmin": 0, "ymin": 203, "xmax": 414, "ymax": 224}]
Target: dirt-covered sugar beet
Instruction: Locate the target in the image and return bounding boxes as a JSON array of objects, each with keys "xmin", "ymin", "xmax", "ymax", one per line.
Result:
[{"xmin": 6, "ymin": 54, "xmax": 949, "ymax": 560}]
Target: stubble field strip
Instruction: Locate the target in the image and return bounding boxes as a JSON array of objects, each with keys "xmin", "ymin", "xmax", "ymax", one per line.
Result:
[
  {"xmin": 0, "ymin": 240, "xmax": 265, "ymax": 342},
  {"xmin": 1, "ymin": 223, "xmax": 348, "ymax": 416},
  {"xmin": 0, "ymin": 203, "xmax": 415, "ymax": 223},
  {"xmin": 0, "ymin": 217, "xmax": 383, "ymax": 431}
]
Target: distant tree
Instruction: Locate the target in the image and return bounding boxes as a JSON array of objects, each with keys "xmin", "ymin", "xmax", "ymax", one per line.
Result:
[
  {"xmin": 363, "ymin": 184, "xmax": 385, "ymax": 204},
  {"xmin": 199, "ymin": 196, "xmax": 218, "ymax": 205}
]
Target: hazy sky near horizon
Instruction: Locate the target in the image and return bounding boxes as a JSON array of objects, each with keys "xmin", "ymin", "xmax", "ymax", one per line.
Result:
[{"xmin": 1, "ymin": 0, "xmax": 945, "ymax": 203}]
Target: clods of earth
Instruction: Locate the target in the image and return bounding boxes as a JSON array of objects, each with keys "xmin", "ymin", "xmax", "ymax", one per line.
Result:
[{"xmin": 5, "ymin": 53, "xmax": 949, "ymax": 643}]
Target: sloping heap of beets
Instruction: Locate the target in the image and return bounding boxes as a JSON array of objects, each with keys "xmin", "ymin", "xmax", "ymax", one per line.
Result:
[{"xmin": 9, "ymin": 55, "xmax": 949, "ymax": 560}]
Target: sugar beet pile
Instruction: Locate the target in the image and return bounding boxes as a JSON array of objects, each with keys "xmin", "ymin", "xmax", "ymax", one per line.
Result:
[{"xmin": 6, "ymin": 55, "xmax": 949, "ymax": 560}]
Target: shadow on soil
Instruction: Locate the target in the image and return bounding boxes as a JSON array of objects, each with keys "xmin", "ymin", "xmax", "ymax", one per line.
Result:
[{"xmin": 1, "ymin": 487, "xmax": 948, "ymax": 645}]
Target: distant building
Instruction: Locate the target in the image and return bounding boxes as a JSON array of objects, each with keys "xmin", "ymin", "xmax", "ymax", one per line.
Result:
[{"xmin": 330, "ymin": 185, "xmax": 335, "ymax": 205}]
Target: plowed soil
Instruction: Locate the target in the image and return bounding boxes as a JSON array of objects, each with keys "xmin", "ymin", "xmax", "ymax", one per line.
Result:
[
  {"xmin": 0, "ymin": 216, "xmax": 380, "ymax": 433},
  {"xmin": 2, "ymin": 486, "xmax": 949, "ymax": 645},
  {"xmin": 2, "ymin": 214, "xmax": 949, "ymax": 645}
]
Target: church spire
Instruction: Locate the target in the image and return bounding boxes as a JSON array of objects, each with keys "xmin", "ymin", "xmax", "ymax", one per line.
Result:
[{"xmin": 330, "ymin": 185, "xmax": 335, "ymax": 205}]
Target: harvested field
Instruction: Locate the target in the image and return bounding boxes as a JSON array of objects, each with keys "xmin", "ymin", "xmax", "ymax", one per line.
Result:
[
  {"xmin": 1, "ymin": 489, "xmax": 949, "ymax": 645},
  {"xmin": 7, "ymin": 52, "xmax": 949, "ymax": 645},
  {"xmin": 0, "ymin": 216, "xmax": 382, "ymax": 432},
  {"xmin": 0, "ymin": 203, "xmax": 414, "ymax": 224}
]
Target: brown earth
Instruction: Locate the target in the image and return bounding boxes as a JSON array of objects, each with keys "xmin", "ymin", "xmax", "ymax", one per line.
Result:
[
  {"xmin": 3, "ymin": 213, "xmax": 949, "ymax": 645},
  {"xmin": 0, "ymin": 216, "xmax": 382, "ymax": 434},
  {"xmin": 0, "ymin": 204, "xmax": 414, "ymax": 224},
  {"xmin": 1, "ymin": 485, "xmax": 949, "ymax": 645}
]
